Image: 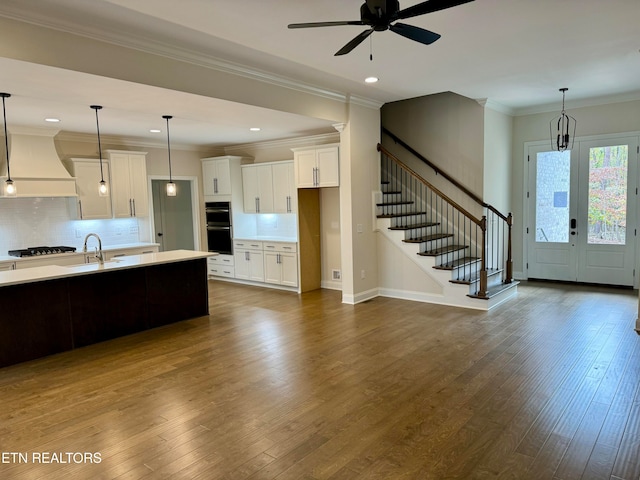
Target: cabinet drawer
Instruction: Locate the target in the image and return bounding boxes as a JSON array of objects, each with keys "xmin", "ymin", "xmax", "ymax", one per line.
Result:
[
  {"xmin": 208, "ymin": 254, "xmax": 234, "ymax": 266},
  {"xmin": 208, "ymin": 265, "xmax": 235, "ymax": 278},
  {"xmin": 233, "ymin": 240, "xmax": 263, "ymax": 250},
  {"xmin": 263, "ymin": 242, "xmax": 297, "ymax": 253}
]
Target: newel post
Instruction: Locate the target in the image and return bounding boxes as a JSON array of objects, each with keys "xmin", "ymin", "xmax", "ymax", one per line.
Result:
[
  {"xmin": 479, "ymin": 215, "xmax": 488, "ymax": 297},
  {"xmin": 506, "ymin": 213, "xmax": 513, "ymax": 283}
]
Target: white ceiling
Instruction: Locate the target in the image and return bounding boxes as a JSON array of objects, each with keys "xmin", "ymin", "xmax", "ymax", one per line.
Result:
[{"xmin": 0, "ymin": 0, "xmax": 639, "ymax": 148}]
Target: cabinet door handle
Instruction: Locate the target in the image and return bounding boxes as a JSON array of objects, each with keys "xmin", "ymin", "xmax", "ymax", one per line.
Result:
[
  {"xmin": 214, "ymin": 178, "xmax": 218, "ymax": 193},
  {"xmin": 255, "ymin": 197, "xmax": 259, "ymax": 213},
  {"xmin": 286, "ymin": 195, "xmax": 290, "ymax": 212},
  {"xmin": 78, "ymin": 200, "xmax": 83, "ymax": 219},
  {"xmin": 245, "ymin": 252, "xmax": 249, "ymax": 261},
  {"xmin": 129, "ymin": 199, "xmax": 133, "ymax": 216},
  {"xmin": 132, "ymin": 199, "xmax": 136, "ymax": 217}
]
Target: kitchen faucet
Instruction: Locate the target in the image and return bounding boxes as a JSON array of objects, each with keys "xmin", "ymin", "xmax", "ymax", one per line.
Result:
[{"xmin": 83, "ymin": 233, "xmax": 104, "ymax": 265}]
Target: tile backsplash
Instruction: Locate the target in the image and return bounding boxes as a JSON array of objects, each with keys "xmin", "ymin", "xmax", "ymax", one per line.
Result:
[{"xmin": 0, "ymin": 197, "xmax": 141, "ymax": 253}]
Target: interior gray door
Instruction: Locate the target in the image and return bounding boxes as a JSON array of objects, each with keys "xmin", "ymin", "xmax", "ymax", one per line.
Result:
[{"xmin": 152, "ymin": 179, "xmax": 195, "ymax": 252}]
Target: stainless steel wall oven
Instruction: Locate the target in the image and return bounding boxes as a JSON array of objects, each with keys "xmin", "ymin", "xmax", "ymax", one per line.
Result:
[{"xmin": 205, "ymin": 201, "xmax": 232, "ymax": 255}]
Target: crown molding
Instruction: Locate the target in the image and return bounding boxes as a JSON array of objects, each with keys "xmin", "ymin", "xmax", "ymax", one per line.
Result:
[
  {"xmin": 349, "ymin": 95, "xmax": 384, "ymax": 110},
  {"xmin": 55, "ymin": 131, "xmax": 207, "ymax": 152},
  {"xmin": 224, "ymin": 132, "xmax": 340, "ymax": 154},
  {"xmin": 475, "ymin": 98, "xmax": 515, "ymax": 116},
  {"xmin": 513, "ymin": 90, "xmax": 640, "ymax": 116}
]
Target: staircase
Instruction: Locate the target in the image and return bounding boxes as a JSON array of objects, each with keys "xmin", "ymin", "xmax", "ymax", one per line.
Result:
[{"xmin": 376, "ymin": 137, "xmax": 518, "ymax": 310}]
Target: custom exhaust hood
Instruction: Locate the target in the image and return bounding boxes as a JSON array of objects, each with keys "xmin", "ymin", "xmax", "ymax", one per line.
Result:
[{"xmin": 0, "ymin": 127, "xmax": 77, "ymax": 197}]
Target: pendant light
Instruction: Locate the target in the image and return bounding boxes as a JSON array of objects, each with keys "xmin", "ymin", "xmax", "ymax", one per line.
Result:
[
  {"xmin": 550, "ymin": 88, "xmax": 576, "ymax": 151},
  {"xmin": 163, "ymin": 115, "xmax": 176, "ymax": 197},
  {"xmin": 90, "ymin": 105, "xmax": 109, "ymax": 197},
  {"xmin": 1, "ymin": 92, "xmax": 16, "ymax": 197}
]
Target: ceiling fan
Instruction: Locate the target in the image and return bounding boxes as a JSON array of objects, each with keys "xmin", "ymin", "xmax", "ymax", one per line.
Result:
[{"xmin": 288, "ymin": 0, "xmax": 474, "ymax": 56}]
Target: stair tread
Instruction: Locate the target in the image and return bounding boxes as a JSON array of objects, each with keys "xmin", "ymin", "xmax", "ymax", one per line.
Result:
[
  {"xmin": 388, "ymin": 222, "xmax": 439, "ymax": 230},
  {"xmin": 468, "ymin": 281, "xmax": 520, "ymax": 300},
  {"xmin": 377, "ymin": 211, "xmax": 427, "ymax": 218},
  {"xmin": 377, "ymin": 201, "xmax": 414, "ymax": 206},
  {"xmin": 432, "ymin": 256, "xmax": 479, "ymax": 269},
  {"xmin": 382, "ymin": 191, "xmax": 402, "ymax": 195},
  {"xmin": 449, "ymin": 268, "xmax": 502, "ymax": 285},
  {"xmin": 403, "ymin": 233, "xmax": 453, "ymax": 243},
  {"xmin": 418, "ymin": 244, "xmax": 468, "ymax": 256}
]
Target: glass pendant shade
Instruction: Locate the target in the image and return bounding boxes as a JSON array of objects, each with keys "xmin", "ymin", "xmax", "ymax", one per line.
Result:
[
  {"xmin": 98, "ymin": 180, "xmax": 109, "ymax": 197},
  {"xmin": 166, "ymin": 181, "xmax": 177, "ymax": 197},
  {"xmin": 550, "ymin": 88, "xmax": 576, "ymax": 151},
  {"xmin": 1, "ymin": 92, "xmax": 16, "ymax": 197}
]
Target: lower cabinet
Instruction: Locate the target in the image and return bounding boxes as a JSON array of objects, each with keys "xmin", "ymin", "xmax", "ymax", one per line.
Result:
[
  {"xmin": 264, "ymin": 242, "xmax": 298, "ymax": 287},
  {"xmin": 207, "ymin": 254, "xmax": 235, "ymax": 278},
  {"xmin": 234, "ymin": 240, "xmax": 265, "ymax": 282},
  {"xmin": 0, "ymin": 262, "xmax": 15, "ymax": 271}
]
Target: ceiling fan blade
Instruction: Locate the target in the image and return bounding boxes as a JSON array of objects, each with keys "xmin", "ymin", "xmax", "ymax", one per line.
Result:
[
  {"xmin": 390, "ymin": 23, "xmax": 441, "ymax": 45},
  {"xmin": 288, "ymin": 21, "xmax": 365, "ymax": 29},
  {"xmin": 334, "ymin": 28, "xmax": 374, "ymax": 56},
  {"xmin": 396, "ymin": 0, "xmax": 474, "ymax": 20}
]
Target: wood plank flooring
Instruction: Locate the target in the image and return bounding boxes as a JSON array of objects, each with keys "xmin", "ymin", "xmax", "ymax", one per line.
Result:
[{"xmin": 0, "ymin": 280, "xmax": 639, "ymax": 479}]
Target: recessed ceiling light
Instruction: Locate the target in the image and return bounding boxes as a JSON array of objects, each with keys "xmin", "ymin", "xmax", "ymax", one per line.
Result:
[
  {"xmin": 44, "ymin": 118, "xmax": 60, "ymax": 123},
  {"xmin": 149, "ymin": 129, "xmax": 161, "ymax": 133},
  {"xmin": 250, "ymin": 127, "xmax": 261, "ymax": 132},
  {"xmin": 365, "ymin": 77, "xmax": 379, "ymax": 84}
]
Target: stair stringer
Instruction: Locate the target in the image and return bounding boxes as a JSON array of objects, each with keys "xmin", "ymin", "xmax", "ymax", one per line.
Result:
[{"xmin": 376, "ymin": 217, "xmax": 493, "ymax": 310}]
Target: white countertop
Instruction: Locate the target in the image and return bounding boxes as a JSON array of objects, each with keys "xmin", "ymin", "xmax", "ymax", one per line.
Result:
[
  {"xmin": 233, "ymin": 236, "xmax": 297, "ymax": 243},
  {"xmin": 0, "ymin": 243, "xmax": 160, "ymax": 263},
  {"xmin": 0, "ymin": 250, "xmax": 216, "ymax": 287}
]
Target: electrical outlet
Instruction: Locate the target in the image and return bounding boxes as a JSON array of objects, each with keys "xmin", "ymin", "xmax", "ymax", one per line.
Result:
[
  {"xmin": 332, "ymin": 269, "xmax": 341, "ymax": 280},
  {"xmin": 361, "ymin": 269, "xmax": 366, "ymax": 279}
]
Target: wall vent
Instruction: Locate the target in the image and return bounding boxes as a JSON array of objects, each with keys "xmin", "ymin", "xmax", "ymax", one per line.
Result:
[{"xmin": 332, "ymin": 269, "xmax": 341, "ymax": 281}]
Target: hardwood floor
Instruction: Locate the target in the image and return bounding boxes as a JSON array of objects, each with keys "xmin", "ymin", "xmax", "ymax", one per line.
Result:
[{"xmin": 0, "ymin": 280, "xmax": 639, "ymax": 479}]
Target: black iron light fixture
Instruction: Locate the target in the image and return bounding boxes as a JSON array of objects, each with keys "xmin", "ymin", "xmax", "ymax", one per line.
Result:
[
  {"xmin": 1, "ymin": 92, "xmax": 16, "ymax": 197},
  {"xmin": 163, "ymin": 115, "xmax": 176, "ymax": 197},
  {"xmin": 550, "ymin": 87, "xmax": 576, "ymax": 151},
  {"xmin": 90, "ymin": 105, "xmax": 109, "ymax": 197}
]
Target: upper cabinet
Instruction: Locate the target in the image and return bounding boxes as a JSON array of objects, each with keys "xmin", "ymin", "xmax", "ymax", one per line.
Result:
[
  {"xmin": 272, "ymin": 162, "xmax": 297, "ymax": 214},
  {"xmin": 242, "ymin": 164, "xmax": 274, "ymax": 213},
  {"xmin": 65, "ymin": 158, "xmax": 112, "ymax": 220},
  {"xmin": 293, "ymin": 144, "xmax": 339, "ymax": 188},
  {"xmin": 201, "ymin": 156, "xmax": 249, "ymax": 203},
  {"xmin": 241, "ymin": 160, "xmax": 296, "ymax": 214},
  {"xmin": 107, "ymin": 150, "xmax": 149, "ymax": 218}
]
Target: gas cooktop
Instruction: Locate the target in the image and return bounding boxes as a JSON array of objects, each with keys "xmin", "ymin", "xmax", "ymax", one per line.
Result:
[{"xmin": 8, "ymin": 246, "xmax": 77, "ymax": 257}]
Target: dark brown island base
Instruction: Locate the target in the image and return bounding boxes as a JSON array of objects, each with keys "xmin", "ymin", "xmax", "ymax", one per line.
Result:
[{"xmin": 0, "ymin": 250, "xmax": 213, "ymax": 368}]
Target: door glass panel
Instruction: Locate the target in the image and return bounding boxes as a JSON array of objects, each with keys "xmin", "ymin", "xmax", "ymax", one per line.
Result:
[
  {"xmin": 587, "ymin": 145, "xmax": 628, "ymax": 245},
  {"xmin": 536, "ymin": 150, "xmax": 571, "ymax": 243}
]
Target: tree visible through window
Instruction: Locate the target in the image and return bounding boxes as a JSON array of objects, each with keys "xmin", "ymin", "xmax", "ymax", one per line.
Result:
[{"xmin": 588, "ymin": 145, "xmax": 627, "ymax": 245}]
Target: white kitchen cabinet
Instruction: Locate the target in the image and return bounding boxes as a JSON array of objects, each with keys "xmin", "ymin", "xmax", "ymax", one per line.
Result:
[
  {"xmin": 242, "ymin": 164, "xmax": 274, "ymax": 213},
  {"xmin": 207, "ymin": 254, "xmax": 235, "ymax": 278},
  {"xmin": 293, "ymin": 145, "xmax": 339, "ymax": 188},
  {"xmin": 202, "ymin": 157, "xmax": 233, "ymax": 196},
  {"xmin": 234, "ymin": 240, "xmax": 264, "ymax": 282},
  {"xmin": 107, "ymin": 150, "xmax": 149, "ymax": 218},
  {"xmin": 105, "ymin": 245, "xmax": 159, "ymax": 260},
  {"xmin": 66, "ymin": 158, "xmax": 112, "ymax": 220},
  {"xmin": 264, "ymin": 242, "xmax": 298, "ymax": 287},
  {"xmin": 272, "ymin": 161, "xmax": 297, "ymax": 213}
]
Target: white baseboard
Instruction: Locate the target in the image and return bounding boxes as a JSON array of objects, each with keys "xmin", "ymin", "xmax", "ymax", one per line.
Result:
[
  {"xmin": 321, "ymin": 280, "xmax": 342, "ymax": 291},
  {"xmin": 342, "ymin": 288, "xmax": 379, "ymax": 305}
]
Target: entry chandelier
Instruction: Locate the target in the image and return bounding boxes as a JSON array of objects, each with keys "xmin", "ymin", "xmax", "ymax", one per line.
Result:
[
  {"xmin": 163, "ymin": 115, "xmax": 176, "ymax": 197},
  {"xmin": 90, "ymin": 105, "xmax": 109, "ymax": 197},
  {"xmin": 1, "ymin": 92, "xmax": 16, "ymax": 197},
  {"xmin": 550, "ymin": 87, "xmax": 576, "ymax": 151}
]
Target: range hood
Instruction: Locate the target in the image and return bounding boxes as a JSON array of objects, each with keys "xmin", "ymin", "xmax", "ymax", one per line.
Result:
[{"xmin": 0, "ymin": 127, "xmax": 77, "ymax": 198}]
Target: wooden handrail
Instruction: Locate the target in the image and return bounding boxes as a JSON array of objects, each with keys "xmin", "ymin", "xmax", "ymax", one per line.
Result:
[
  {"xmin": 377, "ymin": 143, "xmax": 483, "ymax": 227},
  {"xmin": 382, "ymin": 127, "xmax": 510, "ymax": 222}
]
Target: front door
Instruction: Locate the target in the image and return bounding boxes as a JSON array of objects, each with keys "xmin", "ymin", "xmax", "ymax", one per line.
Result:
[{"xmin": 527, "ymin": 136, "xmax": 638, "ymax": 286}]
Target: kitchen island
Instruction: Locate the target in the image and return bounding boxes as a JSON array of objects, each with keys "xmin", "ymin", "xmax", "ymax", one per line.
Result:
[{"xmin": 0, "ymin": 250, "xmax": 214, "ymax": 368}]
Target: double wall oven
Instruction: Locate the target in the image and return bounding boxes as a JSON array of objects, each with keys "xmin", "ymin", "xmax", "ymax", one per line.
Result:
[{"xmin": 205, "ymin": 201, "xmax": 233, "ymax": 255}]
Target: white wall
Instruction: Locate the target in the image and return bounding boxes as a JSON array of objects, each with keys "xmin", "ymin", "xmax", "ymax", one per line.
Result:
[{"xmin": 483, "ymin": 107, "xmax": 513, "ymax": 214}]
